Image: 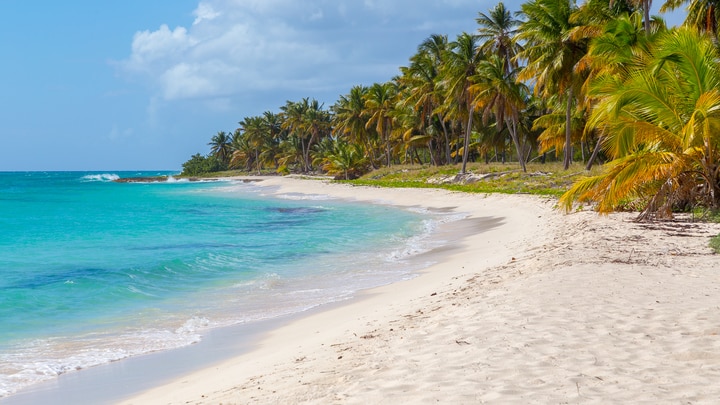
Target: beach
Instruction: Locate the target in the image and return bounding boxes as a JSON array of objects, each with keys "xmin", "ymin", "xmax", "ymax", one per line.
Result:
[{"xmin": 106, "ymin": 176, "xmax": 720, "ymax": 404}]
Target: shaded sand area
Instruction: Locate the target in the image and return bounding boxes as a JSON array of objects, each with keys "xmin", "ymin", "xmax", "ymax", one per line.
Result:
[{"xmin": 110, "ymin": 177, "xmax": 719, "ymax": 403}]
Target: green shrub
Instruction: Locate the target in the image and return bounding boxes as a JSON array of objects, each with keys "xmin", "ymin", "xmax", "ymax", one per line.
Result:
[{"xmin": 181, "ymin": 153, "xmax": 224, "ymax": 176}]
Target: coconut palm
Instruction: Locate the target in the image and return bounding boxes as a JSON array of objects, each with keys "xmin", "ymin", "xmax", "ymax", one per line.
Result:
[
  {"xmin": 208, "ymin": 131, "xmax": 232, "ymax": 168},
  {"xmin": 229, "ymin": 129, "xmax": 253, "ymax": 171},
  {"xmin": 280, "ymin": 99, "xmax": 311, "ymax": 172},
  {"xmin": 262, "ymin": 111, "xmax": 283, "ymax": 143},
  {"xmin": 472, "ymin": 54, "xmax": 529, "ymax": 172},
  {"xmin": 561, "ymin": 28, "xmax": 720, "ymax": 218},
  {"xmin": 398, "ymin": 38, "xmax": 457, "ymax": 165},
  {"xmin": 516, "ymin": 0, "xmax": 589, "ymax": 170},
  {"xmin": 576, "ymin": 12, "xmax": 660, "ymax": 169},
  {"xmin": 661, "ymin": 0, "xmax": 720, "ymax": 37},
  {"xmin": 365, "ymin": 82, "xmax": 398, "ymax": 167},
  {"xmin": 633, "ymin": 0, "xmax": 654, "ymax": 33},
  {"xmin": 317, "ymin": 139, "xmax": 369, "ymax": 180},
  {"xmin": 440, "ymin": 32, "xmax": 484, "ymax": 174},
  {"xmin": 302, "ymin": 98, "xmax": 332, "ymax": 172},
  {"xmin": 332, "ymin": 85, "xmax": 379, "ymax": 167},
  {"xmin": 476, "ymin": 2, "xmax": 521, "ymax": 73},
  {"xmin": 237, "ymin": 116, "xmax": 267, "ymax": 174}
]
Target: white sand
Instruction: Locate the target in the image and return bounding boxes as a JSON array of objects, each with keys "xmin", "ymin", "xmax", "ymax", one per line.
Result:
[{"xmin": 121, "ymin": 176, "xmax": 720, "ymax": 404}]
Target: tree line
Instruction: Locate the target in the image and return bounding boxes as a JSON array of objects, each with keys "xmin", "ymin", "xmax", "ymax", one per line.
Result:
[{"xmin": 183, "ymin": 0, "xmax": 720, "ymax": 218}]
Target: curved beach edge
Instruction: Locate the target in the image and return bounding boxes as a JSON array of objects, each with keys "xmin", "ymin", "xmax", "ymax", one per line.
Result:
[{"xmin": 121, "ymin": 176, "xmax": 720, "ymax": 404}]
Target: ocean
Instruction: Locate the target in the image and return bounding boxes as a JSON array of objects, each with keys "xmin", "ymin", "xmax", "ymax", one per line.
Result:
[{"xmin": 0, "ymin": 172, "xmax": 449, "ymax": 397}]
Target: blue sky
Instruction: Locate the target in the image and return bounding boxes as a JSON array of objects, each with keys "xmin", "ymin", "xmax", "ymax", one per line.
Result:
[{"xmin": 0, "ymin": 1, "xmax": 685, "ymax": 171}]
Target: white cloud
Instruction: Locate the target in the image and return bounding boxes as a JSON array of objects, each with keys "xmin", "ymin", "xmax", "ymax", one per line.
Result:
[
  {"xmin": 193, "ymin": 2, "xmax": 221, "ymax": 25},
  {"xmin": 118, "ymin": 0, "xmax": 483, "ymax": 105},
  {"xmin": 125, "ymin": 25, "xmax": 195, "ymax": 72}
]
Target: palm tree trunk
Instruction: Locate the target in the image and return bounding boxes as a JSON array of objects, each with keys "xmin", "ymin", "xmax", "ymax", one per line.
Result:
[
  {"xmin": 255, "ymin": 149, "xmax": 260, "ymax": 175},
  {"xmin": 508, "ymin": 116, "xmax": 527, "ymax": 173},
  {"xmin": 461, "ymin": 107, "xmax": 475, "ymax": 174},
  {"xmin": 456, "ymin": 124, "xmax": 463, "ymax": 164},
  {"xmin": 362, "ymin": 138, "xmax": 378, "ymax": 170},
  {"xmin": 438, "ymin": 113, "xmax": 451, "ymax": 165},
  {"xmin": 304, "ymin": 135, "xmax": 314, "ymax": 173},
  {"xmin": 384, "ymin": 118, "xmax": 392, "ymax": 167},
  {"xmin": 300, "ymin": 138, "xmax": 308, "ymax": 173},
  {"xmin": 586, "ymin": 135, "xmax": 604, "ymax": 170},
  {"xmin": 703, "ymin": 137, "xmax": 719, "ymax": 207},
  {"xmin": 564, "ymin": 86, "xmax": 573, "ymax": 170}
]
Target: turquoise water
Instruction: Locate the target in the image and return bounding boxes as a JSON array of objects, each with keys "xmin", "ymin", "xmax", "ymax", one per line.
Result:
[{"xmin": 0, "ymin": 172, "xmax": 441, "ymax": 397}]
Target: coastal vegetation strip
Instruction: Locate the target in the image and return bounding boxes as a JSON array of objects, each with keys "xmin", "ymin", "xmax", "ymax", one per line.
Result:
[
  {"xmin": 174, "ymin": 162, "xmax": 593, "ymax": 196},
  {"xmin": 348, "ymin": 162, "xmax": 592, "ymax": 197},
  {"xmin": 179, "ymin": 1, "xmax": 719, "ymax": 220}
]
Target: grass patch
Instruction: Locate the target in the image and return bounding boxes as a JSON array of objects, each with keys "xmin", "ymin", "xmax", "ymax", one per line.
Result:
[
  {"xmin": 692, "ymin": 208, "xmax": 720, "ymax": 223},
  {"xmin": 347, "ymin": 162, "xmax": 598, "ymax": 197},
  {"xmin": 711, "ymin": 234, "xmax": 720, "ymax": 254},
  {"xmin": 176, "ymin": 169, "xmax": 278, "ymax": 179}
]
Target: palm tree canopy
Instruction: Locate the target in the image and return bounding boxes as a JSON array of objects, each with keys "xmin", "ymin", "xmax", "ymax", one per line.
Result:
[
  {"xmin": 661, "ymin": 0, "xmax": 720, "ymax": 36},
  {"xmin": 561, "ymin": 27, "xmax": 720, "ymax": 217},
  {"xmin": 516, "ymin": 0, "xmax": 587, "ymax": 95},
  {"xmin": 208, "ymin": 131, "xmax": 232, "ymax": 165},
  {"xmin": 440, "ymin": 32, "xmax": 483, "ymax": 120},
  {"xmin": 476, "ymin": 2, "xmax": 522, "ymax": 71}
]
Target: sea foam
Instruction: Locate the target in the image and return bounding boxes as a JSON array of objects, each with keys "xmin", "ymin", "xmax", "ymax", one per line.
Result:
[{"xmin": 80, "ymin": 173, "xmax": 120, "ymax": 182}]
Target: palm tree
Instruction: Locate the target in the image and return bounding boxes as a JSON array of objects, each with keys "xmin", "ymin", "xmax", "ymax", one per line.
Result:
[
  {"xmin": 317, "ymin": 139, "xmax": 369, "ymax": 180},
  {"xmin": 561, "ymin": 28, "xmax": 720, "ymax": 218},
  {"xmin": 530, "ymin": 95, "xmax": 587, "ymax": 165},
  {"xmin": 633, "ymin": 0, "xmax": 654, "ymax": 33},
  {"xmin": 417, "ymin": 35, "xmax": 454, "ymax": 164},
  {"xmin": 398, "ymin": 42, "xmax": 453, "ymax": 165},
  {"xmin": 516, "ymin": 0, "xmax": 589, "ymax": 170},
  {"xmin": 476, "ymin": 2, "xmax": 521, "ymax": 73},
  {"xmin": 280, "ymin": 99, "xmax": 310, "ymax": 172},
  {"xmin": 365, "ymin": 82, "xmax": 398, "ymax": 167},
  {"xmin": 229, "ymin": 129, "xmax": 253, "ymax": 171},
  {"xmin": 472, "ymin": 54, "xmax": 529, "ymax": 172},
  {"xmin": 577, "ymin": 11, "xmax": 658, "ymax": 169},
  {"xmin": 263, "ymin": 111, "xmax": 282, "ymax": 143},
  {"xmin": 441, "ymin": 32, "xmax": 484, "ymax": 174},
  {"xmin": 238, "ymin": 116, "xmax": 267, "ymax": 174},
  {"xmin": 332, "ymin": 86, "xmax": 377, "ymax": 167},
  {"xmin": 208, "ymin": 131, "xmax": 232, "ymax": 169},
  {"xmin": 661, "ymin": 0, "xmax": 720, "ymax": 37},
  {"xmin": 302, "ymin": 99, "xmax": 332, "ymax": 172}
]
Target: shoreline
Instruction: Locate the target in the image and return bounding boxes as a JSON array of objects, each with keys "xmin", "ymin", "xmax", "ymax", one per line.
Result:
[
  {"xmin": 1, "ymin": 176, "xmax": 508, "ymax": 404},
  {"xmin": 123, "ymin": 177, "xmax": 720, "ymax": 403},
  {"xmin": 120, "ymin": 177, "xmax": 563, "ymax": 404},
  {"xmin": 7, "ymin": 176, "xmax": 720, "ymax": 403}
]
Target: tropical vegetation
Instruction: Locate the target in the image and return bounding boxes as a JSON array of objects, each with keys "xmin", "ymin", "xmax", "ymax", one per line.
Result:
[{"xmin": 182, "ymin": 0, "xmax": 720, "ymax": 221}]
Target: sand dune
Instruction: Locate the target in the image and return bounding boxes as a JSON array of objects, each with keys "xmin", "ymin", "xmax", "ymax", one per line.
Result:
[{"xmin": 122, "ymin": 176, "xmax": 720, "ymax": 404}]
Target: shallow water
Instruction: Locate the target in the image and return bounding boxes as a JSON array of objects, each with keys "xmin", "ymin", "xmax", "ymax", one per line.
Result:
[{"xmin": 0, "ymin": 172, "xmax": 451, "ymax": 397}]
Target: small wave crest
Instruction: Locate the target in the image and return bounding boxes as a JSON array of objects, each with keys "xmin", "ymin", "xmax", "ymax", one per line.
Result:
[
  {"xmin": 174, "ymin": 316, "xmax": 211, "ymax": 335},
  {"xmin": 385, "ymin": 211, "xmax": 466, "ymax": 263},
  {"xmin": 275, "ymin": 192, "xmax": 333, "ymax": 201},
  {"xmin": 0, "ymin": 318, "xmax": 209, "ymax": 398},
  {"xmin": 165, "ymin": 176, "xmax": 189, "ymax": 183},
  {"xmin": 80, "ymin": 173, "xmax": 120, "ymax": 182}
]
